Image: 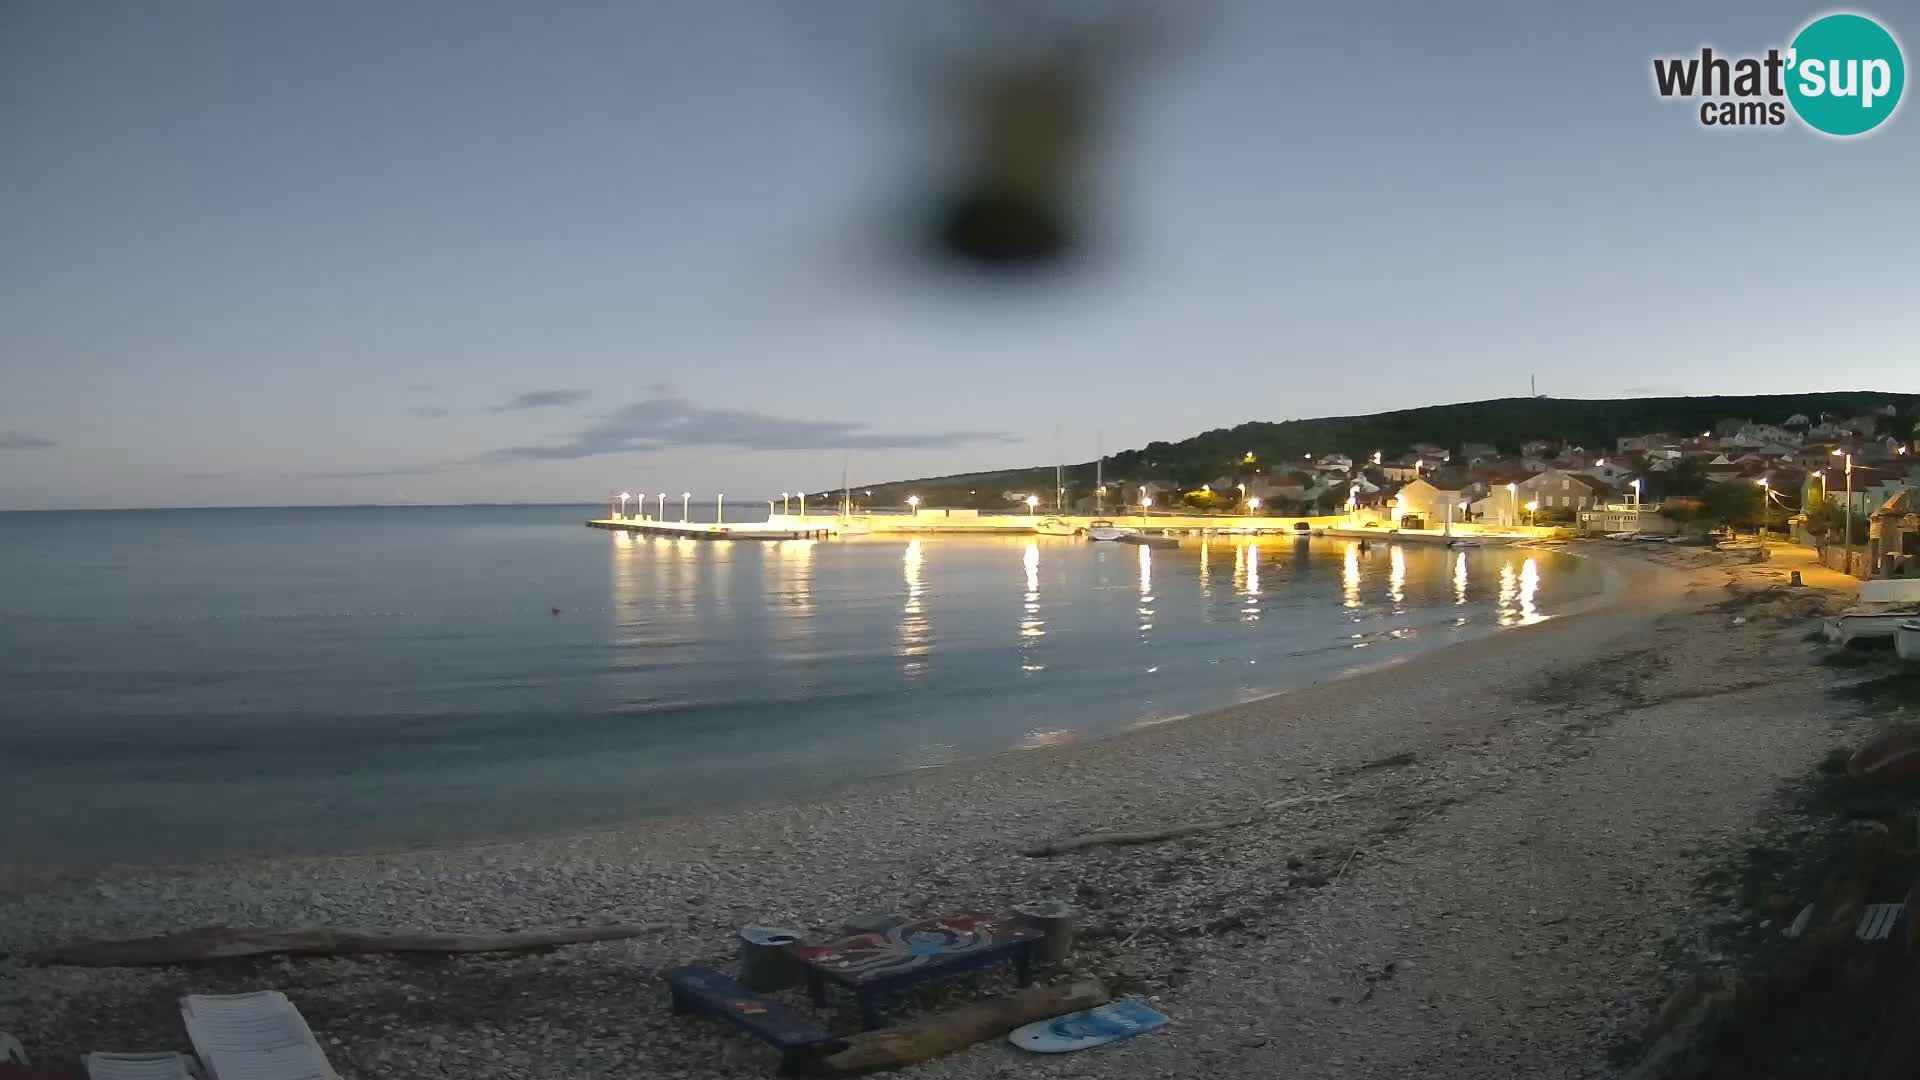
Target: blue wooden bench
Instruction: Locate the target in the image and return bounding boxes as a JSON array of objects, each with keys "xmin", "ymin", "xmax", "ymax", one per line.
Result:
[{"xmin": 664, "ymin": 965, "xmax": 846, "ymax": 1072}]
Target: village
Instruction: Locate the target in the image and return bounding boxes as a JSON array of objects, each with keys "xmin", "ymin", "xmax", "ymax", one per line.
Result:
[{"xmin": 1073, "ymin": 405, "xmax": 1920, "ymax": 581}]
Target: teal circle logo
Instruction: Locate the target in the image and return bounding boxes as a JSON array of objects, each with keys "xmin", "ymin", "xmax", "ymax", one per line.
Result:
[{"xmin": 1786, "ymin": 13, "xmax": 1905, "ymax": 136}]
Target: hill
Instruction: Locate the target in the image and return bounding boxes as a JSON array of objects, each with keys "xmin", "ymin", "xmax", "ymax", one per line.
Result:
[{"xmin": 855, "ymin": 391, "xmax": 1920, "ymax": 510}]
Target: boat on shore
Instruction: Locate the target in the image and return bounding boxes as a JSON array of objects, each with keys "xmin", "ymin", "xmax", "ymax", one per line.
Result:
[
  {"xmin": 1824, "ymin": 607, "xmax": 1920, "ymax": 646},
  {"xmin": 1087, "ymin": 520, "xmax": 1126, "ymax": 542},
  {"xmin": 1034, "ymin": 517, "xmax": 1078, "ymax": 537}
]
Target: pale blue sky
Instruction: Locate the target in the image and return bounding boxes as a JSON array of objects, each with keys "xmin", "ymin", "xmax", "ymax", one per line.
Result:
[{"xmin": 2, "ymin": 1, "xmax": 1915, "ymax": 509}]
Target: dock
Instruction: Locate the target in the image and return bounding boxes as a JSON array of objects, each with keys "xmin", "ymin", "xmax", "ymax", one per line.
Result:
[
  {"xmin": 588, "ymin": 511, "xmax": 1560, "ymax": 543},
  {"xmin": 587, "ymin": 517, "xmax": 837, "ymax": 540}
]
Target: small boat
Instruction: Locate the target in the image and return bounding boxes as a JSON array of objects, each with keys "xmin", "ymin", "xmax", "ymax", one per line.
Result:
[
  {"xmin": 1034, "ymin": 517, "xmax": 1077, "ymax": 537},
  {"xmin": 1897, "ymin": 621, "xmax": 1920, "ymax": 662},
  {"xmin": 1087, "ymin": 520, "xmax": 1126, "ymax": 542},
  {"xmin": 1824, "ymin": 608, "xmax": 1920, "ymax": 646},
  {"xmin": 1445, "ymin": 539, "xmax": 1481, "ymax": 549},
  {"xmin": 1122, "ymin": 532, "xmax": 1180, "ymax": 549}
]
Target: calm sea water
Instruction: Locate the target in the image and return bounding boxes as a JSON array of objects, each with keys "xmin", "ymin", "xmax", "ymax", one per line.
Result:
[{"xmin": 0, "ymin": 506, "xmax": 1609, "ymax": 866}]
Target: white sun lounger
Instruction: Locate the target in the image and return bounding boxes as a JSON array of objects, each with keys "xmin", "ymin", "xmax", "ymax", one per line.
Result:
[
  {"xmin": 179, "ymin": 992, "xmax": 338, "ymax": 1080},
  {"xmin": 85, "ymin": 1052, "xmax": 199, "ymax": 1080}
]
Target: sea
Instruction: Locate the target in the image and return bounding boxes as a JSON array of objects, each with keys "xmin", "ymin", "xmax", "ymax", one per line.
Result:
[{"xmin": 0, "ymin": 506, "xmax": 1612, "ymax": 867}]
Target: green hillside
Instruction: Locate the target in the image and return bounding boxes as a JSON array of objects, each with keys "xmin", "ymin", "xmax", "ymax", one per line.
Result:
[{"xmin": 857, "ymin": 391, "xmax": 1919, "ymax": 510}]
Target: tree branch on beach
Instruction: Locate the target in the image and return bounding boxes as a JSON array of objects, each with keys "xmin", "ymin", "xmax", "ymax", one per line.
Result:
[{"xmin": 28, "ymin": 924, "xmax": 666, "ymax": 967}]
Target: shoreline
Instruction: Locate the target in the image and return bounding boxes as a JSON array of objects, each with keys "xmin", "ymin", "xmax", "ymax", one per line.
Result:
[
  {"xmin": 4, "ymin": 541, "xmax": 1630, "ymax": 890},
  {"xmin": 3, "ymin": 543, "xmax": 1863, "ymax": 1079}
]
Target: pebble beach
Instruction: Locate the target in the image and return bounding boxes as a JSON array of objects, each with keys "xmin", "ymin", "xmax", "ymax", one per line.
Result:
[{"xmin": 0, "ymin": 543, "xmax": 1867, "ymax": 1079}]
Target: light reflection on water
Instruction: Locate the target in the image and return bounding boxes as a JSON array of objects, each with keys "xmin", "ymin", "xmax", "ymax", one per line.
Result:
[{"xmin": 0, "ymin": 509, "xmax": 1613, "ymax": 864}]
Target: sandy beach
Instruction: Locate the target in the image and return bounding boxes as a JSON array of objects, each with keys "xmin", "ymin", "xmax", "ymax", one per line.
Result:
[{"xmin": 0, "ymin": 542, "xmax": 1869, "ymax": 1079}]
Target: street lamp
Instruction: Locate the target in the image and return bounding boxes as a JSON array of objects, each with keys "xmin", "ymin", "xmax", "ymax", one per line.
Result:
[
  {"xmin": 681, "ymin": 491, "xmax": 691, "ymax": 521},
  {"xmin": 656, "ymin": 492, "xmax": 667, "ymax": 520},
  {"xmin": 907, "ymin": 494, "xmax": 921, "ymax": 513},
  {"xmin": 1507, "ymin": 482, "xmax": 1519, "ymax": 528},
  {"xmin": 1141, "ymin": 496, "xmax": 1153, "ymax": 511},
  {"xmin": 1249, "ymin": 497, "xmax": 1263, "ymax": 511},
  {"xmin": 1813, "ymin": 469, "xmax": 1826, "ymax": 503},
  {"xmin": 1755, "ymin": 477, "xmax": 1770, "ymax": 554},
  {"xmin": 780, "ymin": 491, "xmax": 790, "ymax": 515},
  {"xmin": 715, "ymin": 493, "xmax": 724, "ymax": 524},
  {"xmin": 1026, "ymin": 494, "xmax": 1040, "ymax": 516},
  {"xmin": 1832, "ymin": 449, "xmax": 1853, "ymax": 575},
  {"xmin": 797, "ymin": 491, "xmax": 808, "ymax": 519},
  {"xmin": 617, "ymin": 491, "xmax": 631, "ymax": 518},
  {"xmin": 1524, "ymin": 499, "xmax": 1538, "ymax": 528},
  {"xmin": 1236, "ymin": 482, "xmax": 1247, "ymax": 509},
  {"xmin": 1629, "ymin": 478, "xmax": 1642, "ymax": 509}
]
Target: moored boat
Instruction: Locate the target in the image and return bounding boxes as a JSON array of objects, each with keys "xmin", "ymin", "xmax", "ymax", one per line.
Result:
[
  {"xmin": 1034, "ymin": 517, "xmax": 1077, "ymax": 537},
  {"xmin": 1087, "ymin": 520, "xmax": 1126, "ymax": 542}
]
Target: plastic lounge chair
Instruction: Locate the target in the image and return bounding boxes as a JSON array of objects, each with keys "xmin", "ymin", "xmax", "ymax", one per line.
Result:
[
  {"xmin": 179, "ymin": 993, "xmax": 337, "ymax": 1080},
  {"xmin": 85, "ymin": 1053, "xmax": 197, "ymax": 1080}
]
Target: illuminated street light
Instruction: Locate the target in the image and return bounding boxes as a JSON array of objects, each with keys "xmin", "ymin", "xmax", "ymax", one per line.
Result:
[
  {"xmin": 907, "ymin": 494, "xmax": 921, "ymax": 512},
  {"xmin": 1249, "ymin": 497, "xmax": 1262, "ymax": 511},
  {"xmin": 1630, "ymin": 478, "xmax": 1642, "ymax": 509},
  {"xmin": 1026, "ymin": 494, "xmax": 1040, "ymax": 516},
  {"xmin": 1755, "ymin": 477, "xmax": 1770, "ymax": 554},
  {"xmin": 617, "ymin": 491, "xmax": 631, "ymax": 518},
  {"xmin": 1507, "ymin": 481, "xmax": 1519, "ymax": 528},
  {"xmin": 1142, "ymin": 496, "xmax": 1153, "ymax": 510},
  {"xmin": 780, "ymin": 491, "xmax": 791, "ymax": 515},
  {"xmin": 715, "ymin": 493, "xmax": 724, "ymax": 524},
  {"xmin": 1524, "ymin": 499, "xmax": 1539, "ymax": 528},
  {"xmin": 656, "ymin": 492, "xmax": 667, "ymax": 519},
  {"xmin": 681, "ymin": 491, "xmax": 691, "ymax": 521},
  {"xmin": 798, "ymin": 491, "xmax": 807, "ymax": 519}
]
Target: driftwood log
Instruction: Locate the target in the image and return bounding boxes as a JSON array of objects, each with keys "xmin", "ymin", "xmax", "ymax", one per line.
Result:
[
  {"xmin": 30, "ymin": 924, "xmax": 663, "ymax": 967},
  {"xmin": 1021, "ymin": 793, "xmax": 1346, "ymax": 858},
  {"xmin": 1022, "ymin": 816, "xmax": 1257, "ymax": 857},
  {"xmin": 816, "ymin": 978, "xmax": 1109, "ymax": 1074}
]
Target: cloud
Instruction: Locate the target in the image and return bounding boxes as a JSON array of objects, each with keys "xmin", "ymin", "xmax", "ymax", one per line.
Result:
[
  {"xmin": 411, "ymin": 405, "xmax": 450, "ymax": 419},
  {"xmin": 0, "ymin": 431, "xmax": 55, "ymax": 450},
  {"xmin": 484, "ymin": 390, "xmax": 1016, "ymax": 461},
  {"xmin": 491, "ymin": 389, "xmax": 590, "ymax": 412}
]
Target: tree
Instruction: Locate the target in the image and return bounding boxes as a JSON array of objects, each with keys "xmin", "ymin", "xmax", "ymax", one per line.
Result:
[{"xmin": 1698, "ymin": 482, "xmax": 1762, "ymax": 530}]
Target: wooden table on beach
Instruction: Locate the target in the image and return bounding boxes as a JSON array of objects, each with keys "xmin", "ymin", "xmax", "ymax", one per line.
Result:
[{"xmin": 787, "ymin": 912, "xmax": 1040, "ymax": 1029}]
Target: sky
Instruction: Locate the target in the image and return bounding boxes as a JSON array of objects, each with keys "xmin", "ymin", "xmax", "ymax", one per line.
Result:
[{"xmin": 2, "ymin": 0, "xmax": 1916, "ymax": 510}]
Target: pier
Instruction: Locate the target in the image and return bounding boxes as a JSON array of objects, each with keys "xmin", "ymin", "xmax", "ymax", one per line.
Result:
[
  {"xmin": 587, "ymin": 517, "xmax": 837, "ymax": 541},
  {"xmin": 587, "ymin": 511, "xmax": 1560, "ymax": 543}
]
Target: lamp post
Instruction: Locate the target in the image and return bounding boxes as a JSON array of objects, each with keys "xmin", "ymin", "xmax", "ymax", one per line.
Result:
[
  {"xmin": 1026, "ymin": 494, "xmax": 1039, "ymax": 517},
  {"xmin": 766, "ymin": 498, "xmax": 775, "ymax": 519},
  {"xmin": 1832, "ymin": 449, "xmax": 1852, "ymax": 575},
  {"xmin": 907, "ymin": 494, "xmax": 921, "ymax": 514},
  {"xmin": 1249, "ymin": 496, "xmax": 1262, "ymax": 513},
  {"xmin": 780, "ymin": 491, "xmax": 790, "ymax": 515},
  {"xmin": 1630, "ymin": 478, "xmax": 1642, "ymax": 509},
  {"xmin": 1755, "ymin": 477, "xmax": 1769, "ymax": 555},
  {"xmin": 1524, "ymin": 499, "xmax": 1539, "ymax": 528},
  {"xmin": 1507, "ymin": 482, "xmax": 1519, "ymax": 528},
  {"xmin": 1236, "ymin": 483, "xmax": 1247, "ymax": 511},
  {"xmin": 656, "ymin": 492, "xmax": 667, "ymax": 520},
  {"xmin": 617, "ymin": 491, "xmax": 631, "ymax": 518},
  {"xmin": 798, "ymin": 491, "xmax": 807, "ymax": 519},
  {"xmin": 715, "ymin": 493, "xmax": 724, "ymax": 524},
  {"xmin": 1813, "ymin": 469, "xmax": 1826, "ymax": 503},
  {"xmin": 1141, "ymin": 496, "xmax": 1153, "ymax": 513},
  {"xmin": 681, "ymin": 491, "xmax": 691, "ymax": 522}
]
